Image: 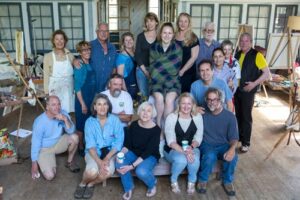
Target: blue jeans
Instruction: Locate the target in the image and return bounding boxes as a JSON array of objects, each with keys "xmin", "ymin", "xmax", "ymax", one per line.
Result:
[
  {"xmin": 163, "ymin": 148, "xmax": 200, "ymax": 183},
  {"xmin": 136, "ymin": 67, "xmax": 149, "ymax": 97},
  {"xmin": 198, "ymin": 142, "xmax": 238, "ymax": 184},
  {"xmin": 115, "ymin": 150, "xmax": 157, "ymax": 192}
]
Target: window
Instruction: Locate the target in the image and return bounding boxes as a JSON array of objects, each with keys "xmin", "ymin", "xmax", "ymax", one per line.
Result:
[
  {"xmin": 190, "ymin": 4, "xmax": 214, "ymax": 38},
  {"xmin": 148, "ymin": 0, "xmax": 159, "ymax": 17},
  {"xmin": 218, "ymin": 4, "xmax": 242, "ymax": 45},
  {"xmin": 273, "ymin": 5, "xmax": 298, "ymax": 33},
  {"xmin": 247, "ymin": 5, "xmax": 271, "ymax": 48},
  {"xmin": 27, "ymin": 3, "xmax": 54, "ymax": 54},
  {"xmin": 58, "ymin": 3, "xmax": 85, "ymax": 52},
  {"xmin": 0, "ymin": 3, "xmax": 23, "ymax": 52}
]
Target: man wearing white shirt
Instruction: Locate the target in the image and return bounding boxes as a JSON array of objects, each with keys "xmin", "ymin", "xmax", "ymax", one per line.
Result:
[{"xmin": 102, "ymin": 74, "xmax": 133, "ymax": 127}]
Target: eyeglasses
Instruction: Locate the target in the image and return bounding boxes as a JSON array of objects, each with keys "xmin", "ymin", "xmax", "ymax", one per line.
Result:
[
  {"xmin": 204, "ymin": 29, "xmax": 215, "ymax": 34},
  {"xmin": 206, "ymin": 98, "xmax": 220, "ymax": 103},
  {"xmin": 81, "ymin": 48, "xmax": 91, "ymax": 52},
  {"xmin": 97, "ymin": 30, "xmax": 109, "ymax": 33}
]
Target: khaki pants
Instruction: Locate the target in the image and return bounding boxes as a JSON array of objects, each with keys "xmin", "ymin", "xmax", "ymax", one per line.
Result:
[
  {"xmin": 38, "ymin": 134, "xmax": 71, "ymax": 173},
  {"xmin": 85, "ymin": 153, "xmax": 115, "ymax": 176}
]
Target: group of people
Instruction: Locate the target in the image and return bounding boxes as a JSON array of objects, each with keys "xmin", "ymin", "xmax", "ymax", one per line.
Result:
[{"xmin": 31, "ymin": 11, "xmax": 270, "ymax": 199}]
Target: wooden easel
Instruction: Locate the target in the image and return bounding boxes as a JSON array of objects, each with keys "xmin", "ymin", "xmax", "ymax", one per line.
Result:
[{"xmin": 265, "ymin": 16, "xmax": 300, "ymax": 160}]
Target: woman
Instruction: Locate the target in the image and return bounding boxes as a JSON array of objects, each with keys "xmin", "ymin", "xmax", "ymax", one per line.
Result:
[
  {"xmin": 135, "ymin": 12, "xmax": 159, "ymax": 99},
  {"xmin": 43, "ymin": 29, "xmax": 74, "ymax": 113},
  {"xmin": 212, "ymin": 48, "xmax": 238, "ymax": 94},
  {"xmin": 74, "ymin": 41, "xmax": 96, "ymax": 155},
  {"xmin": 163, "ymin": 93, "xmax": 203, "ymax": 195},
  {"xmin": 175, "ymin": 12, "xmax": 199, "ymax": 93},
  {"xmin": 116, "ymin": 32, "xmax": 138, "ymax": 100},
  {"xmin": 149, "ymin": 22, "xmax": 182, "ymax": 129},
  {"xmin": 74, "ymin": 94, "xmax": 124, "ymax": 199},
  {"xmin": 221, "ymin": 39, "xmax": 241, "ymax": 94},
  {"xmin": 116, "ymin": 102, "xmax": 160, "ymax": 200}
]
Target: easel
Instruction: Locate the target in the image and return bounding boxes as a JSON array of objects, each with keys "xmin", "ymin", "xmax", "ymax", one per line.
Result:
[
  {"xmin": 0, "ymin": 32, "xmax": 45, "ymax": 163},
  {"xmin": 265, "ymin": 16, "xmax": 300, "ymax": 160}
]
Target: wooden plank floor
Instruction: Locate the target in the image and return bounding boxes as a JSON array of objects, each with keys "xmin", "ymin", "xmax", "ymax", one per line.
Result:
[{"xmin": 1, "ymin": 89, "xmax": 300, "ymax": 200}]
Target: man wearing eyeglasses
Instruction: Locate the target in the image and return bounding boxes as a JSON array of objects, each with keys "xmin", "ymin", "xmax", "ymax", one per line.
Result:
[
  {"xmin": 90, "ymin": 22, "xmax": 117, "ymax": 93},
  {"xmin": 190, "ymin": 59, "xmax": 233, "ymax": 114},
  {"xmin": 196, "ymin": 22, "xmax": 220, "ymax": 66},
  {"xmin": 196, "ymin": 87, "xmax": 239, "ymax": 197}
]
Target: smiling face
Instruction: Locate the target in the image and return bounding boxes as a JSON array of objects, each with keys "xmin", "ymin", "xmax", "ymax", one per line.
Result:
[
  {"xmin": 53, "ymin": 34, "xmax": 65, "ymax": 50},
  {"xmin": 178, "ymin": 15, "xmax": 190, "ymax": 32},
  {"xmin": 79, "ymin": 44, "xmax": 91, "ymax": 61},
  {"xmin": 222, "ymin": 44, "xmax": 233, "ymax": 60},
  {"xmin": 123, "ymin": 35, "xmax": 134, "ymax": 50},
  {"xmin": 161, "ymin": 25, "xmax": 174, "ymax": 45},
  {"xmin": 179, "ymin": 96, "xmax": 193, "ymax": 115},
  {"xmin": 239, "ymin": 34, "xmax": 252, "ymax": 53},
  {"xmin": 199, "ymin": 62, "xmax": 213, "ymax": 84},
  {"xmin": 94, "ymin": 98, "xmax": 109, "ymax": 117},
  {"xmin": 96, "ymin": 24, "xmax": 109, "ymax": 42},
  {"xmin": 213, "ymin": 50, "xmax": 225, "ymax": 68},
  {"xmin": 206, "ymin": 92, "xmax": 222, "ymax": 112},
  {"xmin": 139, "ymin": 104, "xmax": 153, "ymax": 122},
  {"xmin": 146, "ymin": 18, "xmax": 158, "ymax": 31}
]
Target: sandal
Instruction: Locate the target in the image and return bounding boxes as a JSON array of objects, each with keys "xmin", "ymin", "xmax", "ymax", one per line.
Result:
[
  {"xmin": 171, "ymin": 182, "xmax": 181, "ymax": 194},
  {"xmin": 74, "ymin": 185, "xmax": 86, "ymax": 199},
  {"xmin": 222, "ymin": 183, "xmax": 236, "ymax": 196},
  {"xmin": 146, "ymin": 185, "xmax": 156, "ymax": 197},
  {"xmin": 122, "ymin": 190, "xmax": 132, "ymax": 200},
  {"xmin": 187, "ymin": 182, "xmax": 195, "ymax": 195},
  {"xmin": 83, "ymin": 185, "xmax": 95, "ymax": 199},
  {"xmin": 65, "ymin": 162, "xmax": 80, "ymax": 173},
  {"xmin": 196, "ymin": 182, "xmax": 207, "ymax": 194}
]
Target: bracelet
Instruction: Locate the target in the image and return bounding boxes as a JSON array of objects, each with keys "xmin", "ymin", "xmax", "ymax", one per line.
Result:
[{"xmin": 131, "ymin": 164, "xmax": 135, "ymax": 169}]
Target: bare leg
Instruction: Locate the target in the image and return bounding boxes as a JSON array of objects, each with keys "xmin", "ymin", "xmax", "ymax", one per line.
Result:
[
  {"xmin": 76, "ymin": 130, "xmax": 84, "ymax": 150},
  {"xmin": 79, "ymin": 169, "xmax": 98, "ymax": 186},
  {"xmin": 42, "ymin": 168, "xmax": 56, "ymax": 181},
  {"xmin": 67, "ymin": 134, "xmax": 79, "ymax": 163},
  {"xmin": 153, "ymin": 92, "xmax": 164, "ymax": 128},
  {"xmin": 164, "ymin": 92, "xmax": 177, "ymax": 120}
]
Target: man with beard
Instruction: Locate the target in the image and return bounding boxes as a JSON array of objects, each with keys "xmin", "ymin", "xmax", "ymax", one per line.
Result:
[
  {"xmin": 101, "ymin": 73, "xmax": 133, "ymax": 127},
  {"xmin": 196, "ymin": 87, "xmax": 238, "ymax": 197},
  {"xmin": 196, "ymin": 22, "xmax": 220, "ymax": 66}
]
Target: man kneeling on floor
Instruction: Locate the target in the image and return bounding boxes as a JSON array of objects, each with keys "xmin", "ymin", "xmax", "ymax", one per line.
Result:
[
  {"xmin": 197, "ymin": 87, "xmax": 239, "ymax": 196},
  {"xmin": 31, "ymin": 95, "xmax": 79, "ymax": 181}
]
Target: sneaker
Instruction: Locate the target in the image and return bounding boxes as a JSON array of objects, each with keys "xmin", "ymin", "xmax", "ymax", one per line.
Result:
[
  {"xmin": 222, "ymin": 183, "xmax": 236, "ymax": 196},
  {"xmin": 171, "ymin": 182, "xmax": 181, "ymax": 194},
  {"xmin": 187, "ymin": 182, "xmax": 195, "ymax": 195},
  {"xmin": 146, "ymin": 186, "xmax": 156, "ymax": 197},
  {"xmin": 240, "ymin": 145, "xmax": 249, "ymax": 153},
  {"xmin": 196, "ymin": 182, "xmax": 207, "ymax": 194}
]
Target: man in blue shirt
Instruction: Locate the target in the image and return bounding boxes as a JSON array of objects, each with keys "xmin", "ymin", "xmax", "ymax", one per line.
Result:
[
  {"xmin": 31, "ymin": 95, "xmax": 79, "ymax": 181},
  {"xmin": 190, "ymin": 59, "xmax": 233, "ymax": 113},
  {"xmin": 196, "ymin": 22, "xmax": 220, "ymax": 66},
  {"xmin": 196, "ymin": 87, "xmax": 239, "ymax": 196},
  {"xmin": 90, "ymin": 22, "xmax": 117, "ymax": 93}
]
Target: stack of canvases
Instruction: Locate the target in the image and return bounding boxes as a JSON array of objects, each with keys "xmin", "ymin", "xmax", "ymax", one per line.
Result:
[{"xmin": 0, "ymin": 128, "xmax": 17, "ymax": 166}]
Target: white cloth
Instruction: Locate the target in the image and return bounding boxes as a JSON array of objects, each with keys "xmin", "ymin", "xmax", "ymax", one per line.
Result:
[
  {"xmin": 164, "ymin": 112, "xmax": 204, "ymax": 146},
  {"xmin": 101, "ymin": 90, "xmax": 133, "ymax": 127},
  {"xmin": 48, "ymin": 52, "xmax": 74, "ymax": 113}
]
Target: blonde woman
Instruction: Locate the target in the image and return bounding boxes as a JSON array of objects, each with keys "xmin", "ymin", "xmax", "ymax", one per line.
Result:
[
  {"xmin": 164, "ymin": 92, "xmax": 203, "ymax": 195},
  {"xmin": 175, "ymin": 13, "xmax": 199, "ymax": 93},
  {"xmin": 116, "ymin": 32, "xmax": 138, "ymax": 99}
]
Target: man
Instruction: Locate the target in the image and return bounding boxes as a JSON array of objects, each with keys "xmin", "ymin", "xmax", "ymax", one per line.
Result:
[
  {"xmin": 31, "ymin": 95, "xmax": 79, "ymax": 181},
  {"xmin": 196, "ymin": 22, "xmax": 220, "ymax": 66},
  {"xmin": 234, "ymin": 32, "xmax": 270, "ymax": 153},
  {"xmin": 90, "ymin": 22, "xmax": 117, "ymax": 93},
  {"xmin": 101, "ymin": 73, "xmax": 133, "ymax": 127},
  {"xmin": 197, "ymin": 87, "xmax": 239, "ymax": 196},
  {"xmin": 190, "ymin": 59, "xmax": 233, "ymax": 113}
]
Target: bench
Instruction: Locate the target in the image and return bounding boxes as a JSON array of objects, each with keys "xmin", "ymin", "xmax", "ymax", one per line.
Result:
[{"xmin": 102, "ymin": 158, "xmax": 222, "ymax": 187}]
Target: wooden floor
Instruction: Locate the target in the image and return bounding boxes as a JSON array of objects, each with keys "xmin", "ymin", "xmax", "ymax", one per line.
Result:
[{"xmin": 1, "ymin": 89, "xmax": 300, "ymax": 200}]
